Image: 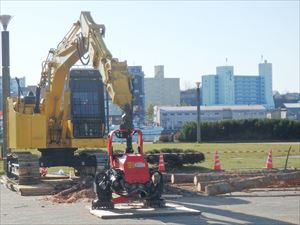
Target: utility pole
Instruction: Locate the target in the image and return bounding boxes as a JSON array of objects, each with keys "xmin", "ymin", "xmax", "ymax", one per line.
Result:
[
  {"xmin": 0, "ymin": 15, "xmax": 12, "ymax": 172},
  {"xmin": 196, "ymin": 82, "xmax": 201, "ymax": 143}
]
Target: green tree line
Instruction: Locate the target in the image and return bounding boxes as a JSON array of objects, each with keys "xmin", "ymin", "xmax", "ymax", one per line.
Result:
[{"xmin": 178, "ymin": 119, "xmax": 300, "ymax": 142}]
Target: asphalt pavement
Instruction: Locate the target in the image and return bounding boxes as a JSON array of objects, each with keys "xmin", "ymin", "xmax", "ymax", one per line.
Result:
[{"xmin": 1, "ymin": 184, "xmax": 299, "ymax": 225}]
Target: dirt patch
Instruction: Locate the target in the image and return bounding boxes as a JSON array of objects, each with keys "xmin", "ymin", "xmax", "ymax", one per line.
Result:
[
  {"xmin": 43, "ymin": 188, "xmax": 95, "ymax": 203},
  {"xmin": 42, "ymin": 176, "xmax": 94, "ymax": 203}
]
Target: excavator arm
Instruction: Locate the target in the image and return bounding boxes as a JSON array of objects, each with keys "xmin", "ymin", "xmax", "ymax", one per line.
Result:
[
  {"xmin": 5, "ymin": 12, "xmax": 135, "ymax": 185},
  {"xmin": 38, "ymin": 11, "xmax": 133, "ymax": 148}
]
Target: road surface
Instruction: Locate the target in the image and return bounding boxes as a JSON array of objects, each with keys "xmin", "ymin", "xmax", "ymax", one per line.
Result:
[{"xmin": 1, "ymin": 184, "xmax": 299, "ymax": 225}]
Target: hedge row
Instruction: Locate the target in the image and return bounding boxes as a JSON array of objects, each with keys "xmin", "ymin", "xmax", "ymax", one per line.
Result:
[
  {"xmin": 145, "ymin": 148, "xmax": 205, "ymax": 167},
  {"xmin": 178, "ymin": 119, "xmax": 300, "ymax": 142}
]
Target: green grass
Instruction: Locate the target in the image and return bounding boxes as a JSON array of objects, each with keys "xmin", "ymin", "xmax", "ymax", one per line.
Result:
[
  {"xmin": 118, "ymin": 142, "xmax": 300, "ymax": 171},
  {"xmin": 47, "ymin": 167, "xmax": 73, "ymax": 174},
  {"xmin": 0, "ymin": 143, "xmax": 299, "ymax": 175}
]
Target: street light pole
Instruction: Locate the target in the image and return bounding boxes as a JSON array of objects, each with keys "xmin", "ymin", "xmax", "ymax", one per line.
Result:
[
  {"xmin": 196, "ymin": 82, "xmax": 201, "ymax": 143},
  {"xmin": 0, "ymin": 15, "xmax": 12, "ymax": 172}
]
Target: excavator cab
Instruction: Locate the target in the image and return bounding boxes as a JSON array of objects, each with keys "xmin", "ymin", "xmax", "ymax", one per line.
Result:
[{"xmin": 69, "ymin": 69, "xmax": 106, "ymax": 138}]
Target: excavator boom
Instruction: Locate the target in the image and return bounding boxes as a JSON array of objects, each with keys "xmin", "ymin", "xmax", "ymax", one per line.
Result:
[
  {"xmin": 39, "ymin": 11, "xmax": 133, "ymax": 131},
  {"xmin": 6, "ymin": 12, "xmax": 135, "ymax": 184}
]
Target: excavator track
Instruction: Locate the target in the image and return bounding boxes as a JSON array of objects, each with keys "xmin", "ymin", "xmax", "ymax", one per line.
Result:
[
  {"xmin": 75, "ymin": 151, "xmax": 108, "ymax": 176},
  {"xmin": 6, "ymin": 152, "xmax": 40, "ymax": 185}
]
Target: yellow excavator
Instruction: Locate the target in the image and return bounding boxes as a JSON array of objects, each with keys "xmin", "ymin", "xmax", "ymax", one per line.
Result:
[{"xmin": 5, "ymin": 11, "xmax": 134, "ymax": 184}]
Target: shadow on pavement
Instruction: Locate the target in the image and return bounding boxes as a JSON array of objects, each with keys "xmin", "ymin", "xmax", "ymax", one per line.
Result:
[
  {"xmin": 155, "ymin": 198, "xmax": 295, "ymax": 225},
  {"xmin": 187, "ymin": 195, "xmax": 250, "ymax": 206}
]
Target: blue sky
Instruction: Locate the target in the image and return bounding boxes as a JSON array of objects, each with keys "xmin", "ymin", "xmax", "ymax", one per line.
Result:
[{"xmin": 0, "ymin": 1, "xmax": 299, "ymax": 93}]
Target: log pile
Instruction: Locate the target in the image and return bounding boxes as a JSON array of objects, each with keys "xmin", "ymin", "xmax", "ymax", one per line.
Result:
[
  {"xmin": 205, "ymin": 171, "xmax": 300, "ymax": 196},
  {"xmin": 171, "ymin": 174, "xmax": 196, "ymax": 184},
  {"xmin": 167, "ymin": 170, "xmax": 300, "ymax": 196}
]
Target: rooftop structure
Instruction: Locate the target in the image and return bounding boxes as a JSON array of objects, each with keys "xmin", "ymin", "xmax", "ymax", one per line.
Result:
[{"xmin": 281, "ymin": 103, "xmax": 300, "ymax": 120}]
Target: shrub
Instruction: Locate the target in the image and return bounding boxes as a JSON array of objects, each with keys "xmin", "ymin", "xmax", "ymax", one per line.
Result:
[
  {"xmin": 159, "ymin": 135, "xmax": 171, "ymax": 142},
  {"xmin": 179, "ymin": 119, "xmax": 300, "ymax": 142},
  {"xmin": 145, "ymin": 148, "xmax": 205, "ymax": 168}
]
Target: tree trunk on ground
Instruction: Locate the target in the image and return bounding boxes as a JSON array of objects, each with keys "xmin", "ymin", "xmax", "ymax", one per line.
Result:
[
  {"xmin": 163, "ymin": 174, "xmax": 171, "ymax": 183},
  {"xmin": 205, "ymin": 171, "xmax": 300, "ymax": 196},
  {"xmin": 196, "ymin": 180, "xmax": 227, "ymax": 192},
  {"xmin": 171, "ymin": 174, "xmax": 195, "ymax": 184},
  {"xmin": 193, "ymin": 174, "xmax": 238, "ymax": 185},
  {"xmin": 193, "ymin": 171, "xmax": 280, "ymax": 186}
]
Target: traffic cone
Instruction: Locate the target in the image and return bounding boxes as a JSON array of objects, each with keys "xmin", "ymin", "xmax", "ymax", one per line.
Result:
[
  {"xmin": 39, "ymin": 167, "xmax": 48, "ymax": 176},
  {"xmin": 213, "ymin": 150, "xmax": 221, "ymax": 170},
  {"xmin": 265, "ymin": 149, "xmax": 273, "ymax": 169},
  {"xmin": 158, "ymin": 152, "xmax": 166, "ymax": 172}
]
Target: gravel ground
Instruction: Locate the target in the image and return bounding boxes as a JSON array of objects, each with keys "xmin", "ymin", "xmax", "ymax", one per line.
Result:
[{"xmin": 1, "ymin": 184, "xmax": 299, "ymax": 225}]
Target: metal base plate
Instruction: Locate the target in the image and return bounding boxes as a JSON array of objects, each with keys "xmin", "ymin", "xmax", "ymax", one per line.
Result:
[{"xmin": 90, "ymin": 203, "xmax": 201, "ymax": 219}]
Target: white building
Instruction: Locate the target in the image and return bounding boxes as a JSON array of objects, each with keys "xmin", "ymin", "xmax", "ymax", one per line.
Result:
[
  {"xmin": 202, "ymin": 60, "xmax": 275, "ymax": 109},
  {"xmin": 202, "ymin": 75, "xmax": 217, "ymax": 105},
  {"xmin": 154, "ymin": 105, "xmax": 267, "ymax": 130},
  {"xmin": 281, "ymin": 103, "xmax": 300, "ymax": 120},
  {"xmin": 217, "ymin": 66, "xmax": 235, "ymax": 105},
  {"xmin": 144, "ymin": 65, "xmax": 180, "ymax": 108},
  {"xmin": 259, "ymin": 60, "xmax": 275, "ymax": 108}
]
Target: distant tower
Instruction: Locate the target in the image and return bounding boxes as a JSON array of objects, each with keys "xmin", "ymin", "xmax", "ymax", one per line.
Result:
[
  {"xmin": 128, "ymin": 66, "xmax": 145, "ymax": 126},
  {"xmin": 216, "ymin": 66, "xmax": 235, "ymax": 105},
  {"xmin": 154, "ymin": 65, "xmax": 164, "ymax": 78},
  {"xmin": 259, "ymin": 60, "xmax": 275, "ymax": 109}
]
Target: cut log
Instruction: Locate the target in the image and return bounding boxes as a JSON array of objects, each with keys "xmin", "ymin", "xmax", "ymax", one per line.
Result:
[
  {"xmin": 205, "ymin": 171, "xmax": 300, "ymax": 196},
  {"xmin": 162, "ymin": 174, "xmax": 171, "ymax": 183},
  {"xmin": 171, "ymin": 174, "xmax": 195, "ymax": 184},
  {"xmin": 196, "ymin": 180, "xmax": 227, "ymax": 192},
  {"xmin": 193, "ymin": 171, "xmax": 280, "ymax": 186},
  {"xmin": 193, "ymin": 174, "xmax": 238, "ymax": 186}
]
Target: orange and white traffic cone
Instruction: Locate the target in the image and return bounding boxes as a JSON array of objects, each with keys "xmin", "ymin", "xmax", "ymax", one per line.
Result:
[
  {"xmin": 39, "ymin": 167, "xmax": 48, "ymax": 177},
  {"xmin": 213, "ymin": 150, "xmax": 221, "ymax": 171},
  {"xmin": 265, "ymin": 149, "xmax": 273, "ymax": 169},
  {"xmin": 158, "ymin": 152, "xmax": 166, "ymax": 172}
]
